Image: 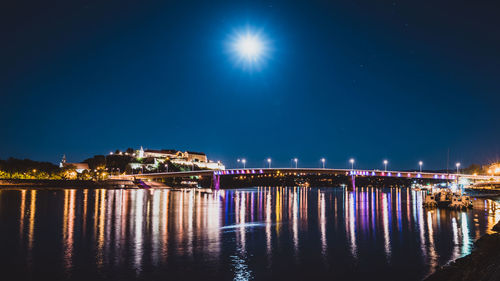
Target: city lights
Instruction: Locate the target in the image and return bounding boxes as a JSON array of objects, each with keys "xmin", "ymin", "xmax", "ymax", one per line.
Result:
[{"xmin": 4, "ymin": 2, "xmax": 499, "ymax": 280}]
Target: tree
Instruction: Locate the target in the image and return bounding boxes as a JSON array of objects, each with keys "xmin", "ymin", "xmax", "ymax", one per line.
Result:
[
  {"xmin": 464, "ymin": 164, "xmax": 482, "ymax": 175},
  {"xmin": 83, "ymin": 155, "xmax": 106, "ymax": 170}
]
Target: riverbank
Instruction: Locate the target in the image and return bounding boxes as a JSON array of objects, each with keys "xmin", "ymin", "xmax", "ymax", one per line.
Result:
[
  {"xmin": 425, "ymin": 220, "xmax": 500, "ymax": 281},
  {"xmin": 465, "ymin": 187, "xmax": 500, "ymax": 197},
  {"xmin": 0, "ymin": 179, "xmax": 139, "ymax": 189}
]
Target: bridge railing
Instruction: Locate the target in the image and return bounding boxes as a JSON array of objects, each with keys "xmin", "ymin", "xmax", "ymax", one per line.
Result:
[{"xmin": 110, "ymin": 168, "xmax": 500, "ymax": 181}]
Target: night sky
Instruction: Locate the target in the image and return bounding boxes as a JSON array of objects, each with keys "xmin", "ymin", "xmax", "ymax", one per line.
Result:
[{"xmin": 2, "ymin": 0, "xmax": 499, "ymax": 169}]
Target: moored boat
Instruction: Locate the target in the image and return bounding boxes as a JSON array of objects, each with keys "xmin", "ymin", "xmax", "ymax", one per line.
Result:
[{"xmin": 423, "ymin": 186, "xmax": 472, "ymax": 209}]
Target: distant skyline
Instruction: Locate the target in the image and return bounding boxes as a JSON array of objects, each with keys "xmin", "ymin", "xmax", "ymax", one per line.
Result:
[{"xmin": 1, "ymin": 1, "xmax": 499, "ymax": 169}]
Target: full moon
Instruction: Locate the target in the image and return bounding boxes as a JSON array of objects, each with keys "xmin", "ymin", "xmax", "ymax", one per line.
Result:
[
  {"xmin": 235, "ymin": 34, "xmax": 263, "ymax": 60},
  {"xmin": 227, "ymin": 28, "xmax": 270, "ymax": 70}
]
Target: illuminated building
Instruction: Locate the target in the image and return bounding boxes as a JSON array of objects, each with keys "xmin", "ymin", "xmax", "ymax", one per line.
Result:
[
  {"xmin": 59, "ymin": 155, "xmax": 90, "ymax": 173},
  {"xmin": 486, "ymin": 163, "xmax": 500, "ymax": 175},
  {"xmin": 131, "ymin": 146, "xmax": 225, "ymax": 171}
]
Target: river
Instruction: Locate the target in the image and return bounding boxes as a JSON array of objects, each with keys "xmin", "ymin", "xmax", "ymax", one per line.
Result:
[{"xmin": 0, "ymin": 187, "xmax": 499, "ymax": 280}]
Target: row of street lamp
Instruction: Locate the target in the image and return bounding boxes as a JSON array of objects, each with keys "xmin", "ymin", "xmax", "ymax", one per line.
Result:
[{"xmin": 236, "ymin": 158, "xmax": 462, "ymax": 174}]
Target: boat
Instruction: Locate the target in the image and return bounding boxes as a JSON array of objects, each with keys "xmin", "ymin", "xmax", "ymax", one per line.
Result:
[
  {"xmin": 449, "ymin": 194, "xmax": 472, "ymax": 209},
  {"xmin": 423, "ymin": 187, "xmax": 472, "ymax": 209},
  {"xmin": 423, "ymin": 193, "xmax": 438, "ymax": 208}
]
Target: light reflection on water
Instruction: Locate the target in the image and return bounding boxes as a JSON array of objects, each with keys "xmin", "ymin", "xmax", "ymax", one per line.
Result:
[{"xmin": 2, "ymin": 187, "xmax": 500, "ymax": 281}]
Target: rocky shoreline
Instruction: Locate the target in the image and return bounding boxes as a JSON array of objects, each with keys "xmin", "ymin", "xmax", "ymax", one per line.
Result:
[{"xmin": 425, "ymin": 220, "xmax": 500, "ymax": 281}]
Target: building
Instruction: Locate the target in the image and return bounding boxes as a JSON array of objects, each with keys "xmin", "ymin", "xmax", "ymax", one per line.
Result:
[
  {"xmin": 185, "ymin": 151, "xmax": 208, "ymax": 162},
  {"xmin": 169, "ymin": 158, "xmax": 224, "ymax": 170},
  {"xmin": 138, "ymin": 147, "xmax": 184, "ymax": 159},
  {"xmin": 133, "ymin": 146, "xmax": 224, "ymax": 171},
  {"xmin": 486, "ymin": 163, "xmax": 500, "ymax": 175},
  {"xmin": 59, "ymin": 155, "xmax": 90, "ymax": 173}
]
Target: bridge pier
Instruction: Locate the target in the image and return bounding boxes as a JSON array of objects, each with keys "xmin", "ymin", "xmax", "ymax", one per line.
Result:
[
  {"xmin": 346, "ymin": 175, "xmax": 356, "ymax": 191},
  {"xmin": 212, "ymin": 173, "xmax": 220, "ymax": 190}
]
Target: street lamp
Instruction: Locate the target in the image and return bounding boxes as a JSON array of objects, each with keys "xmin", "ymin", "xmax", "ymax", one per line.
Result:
[
  {"xmin": 383, "ymin": 160, "xmax": 388, "ymax": 172},
  {"xmin": 321, "ymin": 158, "xmax": 326, "ymax": 169},
  {"xmin": 242, "ymin": 158, "xmax": 246, "ymax": 169},
  {"xmin": 294, "ymin": 158, "xmax": 298, "ymax": 169},
  {"xmin": 165, "ymin": 163, "xmax": 168, "ymax": 173},
  {"xmin": 349, "ymin": 158, "xmax": 355, "ymax": 170},
  {"xmin": 419, "ymin": 161, "xmax": 423, "ymax": 173},
  {"xmin": 267, "ymin": 158, "xmax": 272, "ymax": 168},
  {"xmin": 237, "ymin": 158, "xmax": 241, "ymax": 168},
  {"xmin": 456, "ymin": 162, "xmax": 460, "ymax": 174}
]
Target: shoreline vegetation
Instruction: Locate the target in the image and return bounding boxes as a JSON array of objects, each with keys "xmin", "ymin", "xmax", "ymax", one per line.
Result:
[
  {"xmin": 0, "ymin": 156, "xmax": 203, "ymax": 182},
  {"xmin": 425, "ymin": 220, "xmax": 500, "ymax": 281}
]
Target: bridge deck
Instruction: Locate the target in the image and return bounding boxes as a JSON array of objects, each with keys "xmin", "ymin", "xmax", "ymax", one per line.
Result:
[{"xmin": 110, "ymin": 168, "xmax": 499, "ymax": 181}]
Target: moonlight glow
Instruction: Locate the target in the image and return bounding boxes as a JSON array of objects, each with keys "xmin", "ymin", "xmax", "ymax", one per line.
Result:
[
  {"xmin": 235, "ymin": 34, "xmax": 263, "ymax": 60},
  {"xmin": 228, "ymin": 29, "xmax": 270, "ymax": 70}
]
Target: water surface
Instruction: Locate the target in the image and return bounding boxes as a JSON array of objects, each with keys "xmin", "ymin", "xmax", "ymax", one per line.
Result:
[{"xmin": 1, "ymin": 187, "xmax": 499, "ymax": 281}]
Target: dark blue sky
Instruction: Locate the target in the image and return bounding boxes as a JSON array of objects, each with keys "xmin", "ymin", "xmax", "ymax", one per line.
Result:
[{"xmin": 2, "ymin": 0, "xmax": 499, "ymax": 169}]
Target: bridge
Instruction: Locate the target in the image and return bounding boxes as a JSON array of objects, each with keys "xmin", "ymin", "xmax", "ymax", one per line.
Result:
[{"xmin": 110, "ymin": 168, "xmax": 500, "ymax": 188}]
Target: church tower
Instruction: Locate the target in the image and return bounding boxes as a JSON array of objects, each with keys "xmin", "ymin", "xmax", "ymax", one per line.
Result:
[
  {"xmin": 59, "ymin": 154, "xmax": 66, "ymax": 168},
  {"xmin": 138, "ymin": 146, "xmax": 144, "ymax": 158}
]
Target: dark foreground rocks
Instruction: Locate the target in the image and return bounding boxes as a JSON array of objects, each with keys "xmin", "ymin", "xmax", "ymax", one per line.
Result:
[
  {"xmin": 425, "ymin": 220, "xmax": 500, "ymax": 281},
  {"xmin": 493, "ymin": 220, "xmax": 500, "ymax": 233}
]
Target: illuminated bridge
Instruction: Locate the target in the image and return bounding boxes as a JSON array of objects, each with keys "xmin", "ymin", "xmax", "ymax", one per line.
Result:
[{"xmin": 110, "ymin": 168, "xmax": 499, "ymax": 189}]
